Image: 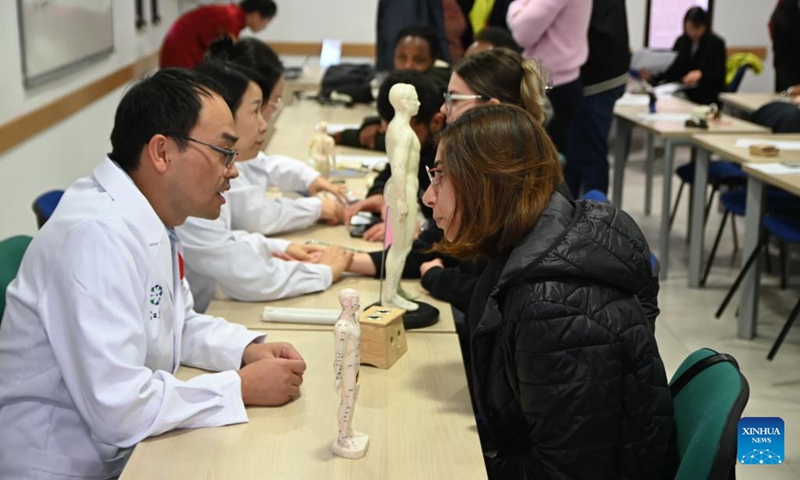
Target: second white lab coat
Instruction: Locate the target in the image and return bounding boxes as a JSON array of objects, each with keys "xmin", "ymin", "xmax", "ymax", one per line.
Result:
[
  {"xmin": 176, "ymin": 186, "xmax": 333, "ymax": 313},
  {"xmin": 228, "ymin": 152, "xmax": 323, "ymax": 235},
  {"xmin": 0, "ymin": 158, "xmax": 265, "ymax": 479}
]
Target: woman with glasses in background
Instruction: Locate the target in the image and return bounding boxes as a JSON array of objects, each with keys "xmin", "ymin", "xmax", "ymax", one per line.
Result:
[
  {"xmin": 423, "ymin": 104, "xmax": 676, "ymax": 479},
  {"xmin": 176, "ymin": 60, "xmax": 353, "ymax": 313}
]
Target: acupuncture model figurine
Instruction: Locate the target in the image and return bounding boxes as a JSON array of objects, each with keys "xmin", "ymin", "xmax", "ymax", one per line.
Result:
[
  {"xmin": 332, "ymin": 288, "xmax": 369, "ymax": 459},
  {"xmin": 309, "ymin": 121, "xmax": 337, "ymax": 178},
  {"xmin": 382, "ymin": 83, "xmax": 421, "ymax": 312}
]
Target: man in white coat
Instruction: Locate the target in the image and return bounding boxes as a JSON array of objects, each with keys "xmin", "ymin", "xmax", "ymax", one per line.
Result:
[{"xmin": 0, "ymin": 69, "xmax": 306, "ymax": 479}]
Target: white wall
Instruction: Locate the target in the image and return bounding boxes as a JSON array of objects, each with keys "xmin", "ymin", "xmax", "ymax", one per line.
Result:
[
  {"xmin": 626, "ymin": 0, "xmax": 775, "ymax": 93},
  {"xmin": 0, "ymin": 2, "xmax": 179, "ymax": 238}
]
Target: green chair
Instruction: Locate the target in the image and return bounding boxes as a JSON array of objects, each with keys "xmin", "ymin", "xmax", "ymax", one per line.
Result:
[
  {"xmin": 670, "ymin": 348, "xmax": 749, "ymax": 480},
  {"xmin": 0, "ymin": 235, "xmax": 33, "ymax": 320}
]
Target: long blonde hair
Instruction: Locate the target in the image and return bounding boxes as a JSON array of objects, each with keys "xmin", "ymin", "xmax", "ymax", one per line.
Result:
[{"xmin": 455, "ymin": 47, "xmax": 550, "ymax": 125}]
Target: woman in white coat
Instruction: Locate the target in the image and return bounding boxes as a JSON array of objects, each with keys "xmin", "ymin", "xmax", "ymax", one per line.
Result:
[
  {"xmin": 176, "ymin": 61, "xmax": 353, "ymax": 312},
  {"xmin": 0, "ymin": 69, "xmax": 306, "ymax": 479},
  {"xmin": 213, "ymin": 37, "xmax": 348, "ymax": 235}
]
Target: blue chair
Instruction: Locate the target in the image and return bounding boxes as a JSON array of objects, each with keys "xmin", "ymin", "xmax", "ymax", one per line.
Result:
[
  {"xmin": 580, "ymin": 189, "xmax": 608, "ymax": 203},
  {"xmin": 716, "ymin": 213, "xmax": 800, "ymax": 360},
  {"xmin": 670, "ymin": 161, "xmax": 747, "ymax": 232},
  {"xmin": 0, "ymin": 235, "xmax": 33, "ymax": 321},
  {"xmin": 32, "ymin": 190, "xmax": 64, "ymax": 229},
  {"xmin": 703, "ymin": 188, "xmax": 800, "ymax": 286},
  {"xmin": 725, "ymin": 65, "xmax": 751, "ymax": 93}
]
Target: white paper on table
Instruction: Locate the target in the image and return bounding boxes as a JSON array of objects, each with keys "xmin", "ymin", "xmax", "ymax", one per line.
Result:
[
  {"xmin": 336, "ymin": 154, "xmax": 389, "ymax": 171},
  {"xmin": 325, "ymin": 123, "xmax": 361, "ymax": 135},
  {"xmin": 616, "ymin": 93, "xmax": 650, "ymax": 106},
  {"xmin": 745, "ymin": 163, "xmax": 800, "ymax": 175},
  {"xmin": 631, "ymin": 49, "xmax": 678, "ymax": 75},
  {"xmin": 735, "ymin": 139, "xmax": 800, "ymax": 151},
  {"xmin": 637, "ymin": 113, "xmax": 692, "ymax": 122},
  {"xmin": 262, "ymin": 307, "xmax": 340, "ymax": 325},
  {"xmin": 653, "ymin": 82, "xmax": 686, "ymax": 98}
]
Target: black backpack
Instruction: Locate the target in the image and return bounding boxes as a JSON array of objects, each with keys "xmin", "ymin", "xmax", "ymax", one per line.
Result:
[{"xmin": 319, "ymin": 63, "xmax": 375, "ymax": 104}]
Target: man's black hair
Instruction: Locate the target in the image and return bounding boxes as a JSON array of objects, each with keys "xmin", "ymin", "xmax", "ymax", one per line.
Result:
[
  {"xmin": 377, "ymin": 69, "xmax": 442, "ymax": 124},
  {"xmin": 394, "ymin": 24, "xmax": 440, "ymax": 60},
  {"xmin": 108, "ymin": 68, "xmax": 224, "ymax": 173},
  {"xmin": 239, "ymin": 0, "xmax": 277, "ymax": 18}
]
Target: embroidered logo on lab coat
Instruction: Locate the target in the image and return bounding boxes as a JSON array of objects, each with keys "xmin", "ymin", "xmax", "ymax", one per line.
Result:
[{"xmin": 150, "ymin": 284, "xmax": 164, "ymax": 306}]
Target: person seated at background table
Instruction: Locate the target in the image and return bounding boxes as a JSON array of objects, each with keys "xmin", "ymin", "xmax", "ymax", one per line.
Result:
[
  {"xmin": 342, "ymin": 70, "xmax": 444, "ymax": 245},
  {"xmin": 177, "ymin": 61, "xmax": 353, "ymax": 313},
  {"xmin": 464, "ymin": 26, "xmax": 522, "ymax": 57},
  {"xmin": 0, "ymin": 69, "xmax": 307, "ymax": 479},
  {"xmin": 422, "ymin": 104, "xmax": 676, "ymax": 479},
  {"xmin": 160, "ymin": 0, "xmax": 276, "ymax": 69},
  {"xmin": 336, "ymin": 25, "xmax": 452, "ymax": 151},
  {"xmin": 209, "ymin": 37, "xmax": 347, "ymax": 236},
  {"xmin": 640, "ymin": 7, "xmax": 726, "ymax": 105}
]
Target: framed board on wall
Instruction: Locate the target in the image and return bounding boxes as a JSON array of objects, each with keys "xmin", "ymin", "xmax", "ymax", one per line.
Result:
[
  {"xmin": 645, "ymin": 0, "xmax": 714, "ymax": 50},
  {"xmin": 17, "ymin": 0, "xmax": 114, "ymax": 88}
]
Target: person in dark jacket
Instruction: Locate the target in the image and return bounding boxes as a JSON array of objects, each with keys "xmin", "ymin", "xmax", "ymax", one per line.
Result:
[
  {"xmin": 566, "ymin": 0, "xmax": 630, "ymax": 197},
  {"xmin": 376, "ymin": 0, "xmax": 451, "ymax": 71},
  {"xmin": 642, "ymin": 7, "xmax": 726, "ymax": 105},
  {"xmin": 770, "ymin": 0, "xmax": 800, "ymax": 93},
  {"xmin": 422, "ymin": 104, "xmax": 676, "ymax": 479}
]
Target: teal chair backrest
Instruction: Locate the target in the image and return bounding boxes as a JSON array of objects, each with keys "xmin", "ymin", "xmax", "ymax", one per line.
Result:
[
  {"xmin": 669, "ymin": 348, "xmax": 749, "ymax": 480},
  {"xmin": 0, "ymin": 235, "xmax": 33, "ymax": 320}
]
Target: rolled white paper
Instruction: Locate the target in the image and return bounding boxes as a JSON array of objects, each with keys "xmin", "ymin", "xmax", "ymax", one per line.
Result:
[{"xmin": 261, "ymin": 307, "xmax": 340, "ymax": 325}]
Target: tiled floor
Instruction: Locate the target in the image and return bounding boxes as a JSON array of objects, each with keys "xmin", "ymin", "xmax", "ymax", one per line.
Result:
[{"xmin": 614, "ymin": 132, "xmax": 800, "ymax": 478}]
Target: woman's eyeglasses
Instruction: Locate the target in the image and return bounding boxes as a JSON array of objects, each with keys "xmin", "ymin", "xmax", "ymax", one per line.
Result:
[
  {"xmin": 443, "ymin": 92, "xmax": 487, "ymax": 113},
  {"xmin": 164, "ymin": 133, "xmax": 237, "ymax": 168},
  {"xmin": 426, "ymin": 165, "xmax": 444, "ymax": 191}
]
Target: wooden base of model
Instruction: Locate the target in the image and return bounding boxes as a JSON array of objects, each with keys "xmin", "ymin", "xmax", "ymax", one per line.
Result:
[{"xmin": 360, "ymin": 306, "xmax": 408, "ymax": 369}]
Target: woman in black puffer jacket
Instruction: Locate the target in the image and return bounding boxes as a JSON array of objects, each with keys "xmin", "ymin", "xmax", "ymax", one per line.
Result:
[{"xmin": 422, "ymin": 105, "xmax": 677, "ymax": 479}]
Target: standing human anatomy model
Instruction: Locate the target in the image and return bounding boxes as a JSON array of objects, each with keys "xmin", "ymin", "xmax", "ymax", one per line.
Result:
[
  {"xmin": 332, "ymin": 288, "xmax": 369, "ymax": 459},
  {"xmin": 309, "ymin": 121, "xmax": 337, "ymax": 178},
  {"xmin": 382, "ymin": 83, "xmax": 421, "ymax": 312}
]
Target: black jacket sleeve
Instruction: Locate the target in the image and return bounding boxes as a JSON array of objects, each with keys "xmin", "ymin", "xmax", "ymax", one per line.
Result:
[{"xmin": 420, "ymin": 258, "xmax": 487, "ymax": 313}]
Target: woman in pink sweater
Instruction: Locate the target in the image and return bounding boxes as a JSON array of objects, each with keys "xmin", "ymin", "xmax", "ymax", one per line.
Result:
[{"xmin": 507, "ymin": 0, "xmax": 591, "ymax": 169}]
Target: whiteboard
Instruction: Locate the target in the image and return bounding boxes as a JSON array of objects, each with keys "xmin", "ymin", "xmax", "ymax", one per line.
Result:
[{"xmin": 17, "ymin": 0, "xmax": 114, "ymax": 87}]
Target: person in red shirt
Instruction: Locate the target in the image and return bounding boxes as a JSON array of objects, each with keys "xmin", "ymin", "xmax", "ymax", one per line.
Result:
[{"xmin": 160, "ymin": 0, "xmax": 277, "ymax": 69}]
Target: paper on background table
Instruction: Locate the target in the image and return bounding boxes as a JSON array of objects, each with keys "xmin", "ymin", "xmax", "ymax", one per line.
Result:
[
  {"xmin": 336, "ymin": 154, "xmax": 388, "ymax": 171},
  {"xmin": 262, "ymin": 307, "xmax": 340, "ymax": 325},
  {"xmin": 616, "ymin": 93, "xmax": 650, "ymax": 106},
  {"xmin": 637, "ymin": 113, "xmax": 692, "ymax": 122},
  {"xmin": 653, "ymin": 82, "xmax": 686, "ymax": 98},
  {"xmin": 735, "ymin": 139, "xmax": 800, "ymax": 151},
  {"xmin": 745, "ymin": 163, "xmax": 800, "ymax": 175},
  {"xmin": 631, "ymin": 49, "xmax": 678, "ymax": 74},
  {"xmin": 326, "ymin": 123, "xmax": 360, "ymax": 134}
]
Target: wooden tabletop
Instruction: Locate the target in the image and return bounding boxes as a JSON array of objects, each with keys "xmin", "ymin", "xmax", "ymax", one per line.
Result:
[
  {"xmin": 743, "ymin": 167, "xmax": 800, "ymax": 198},
  {"xmin": 121, "ymin": 330, "xmax": 487, "ymax": 480},
  {"xmin": 719, "ymin": 92, "xmax": 788, "ymax": 114},
  {"xmin": 614, "ymin": 96, "xmax": 769, "ymax": 138},
  {"xmin": 692, "ymin": 133, "xmax": 800, "ymax": 165}
]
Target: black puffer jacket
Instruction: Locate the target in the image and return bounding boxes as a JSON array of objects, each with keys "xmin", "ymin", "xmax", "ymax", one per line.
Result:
[{"xmin": 469, "ymin": 192, "xmax": 677, "ymax": 479}]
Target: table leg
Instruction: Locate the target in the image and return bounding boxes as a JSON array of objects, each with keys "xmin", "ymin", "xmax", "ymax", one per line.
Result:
[
  {"xmin": 688, "ymin": 148, "xmax": 709, "ymax": 288},
  {"xmin": 644, "ymin": 132, "xmax": 654, "ymax": 216},
  {"xmin": 739, "ymin": 177, "xmax": 765, "ymax": 340},
  {"xmin": 612, "ymin": 118, "xmax": 632, "ymax": 208},
  {"xmin": 658, "ymin": 139, "xmax": 675, "ymax": 280}
]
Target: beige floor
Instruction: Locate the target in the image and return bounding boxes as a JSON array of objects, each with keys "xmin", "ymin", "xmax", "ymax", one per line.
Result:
[{"xmin": 615, "ymin": 132, "xmax": 800, "ymax": 478}]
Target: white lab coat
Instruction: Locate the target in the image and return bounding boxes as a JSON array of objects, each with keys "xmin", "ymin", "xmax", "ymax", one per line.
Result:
[
  {"xmin": 176, "ymin": 184, "xmax": 332, "ymax": 313},
  {"xmin": 0, "ymin": 158, "xmax": 265, "ymax": 479},
  {"xmin": 228, "ymin": 151, "xmax": 323, "ymax": 235}
]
